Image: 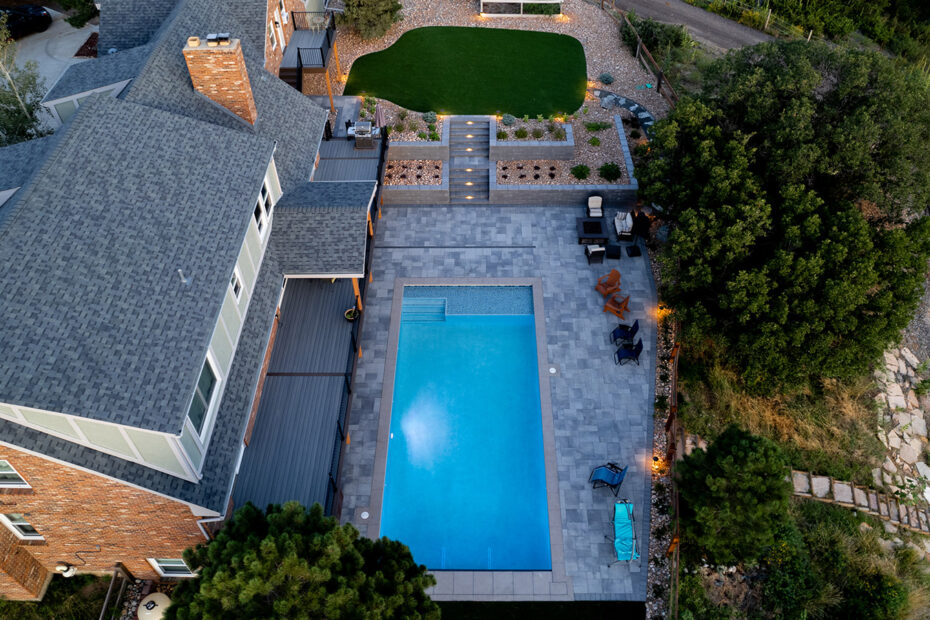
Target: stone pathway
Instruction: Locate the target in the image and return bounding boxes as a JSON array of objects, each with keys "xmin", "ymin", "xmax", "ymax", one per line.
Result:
[
  {"xmin": 448, "ymin": 117, "xmax": 490, "ymax": 203},
  {"xmin": 792, "ymin": 470, "xmax": 930, "ymax": 541},
  {"xmin": 592, "ymin": 90, "xmax": 657, "ymax": 137}
]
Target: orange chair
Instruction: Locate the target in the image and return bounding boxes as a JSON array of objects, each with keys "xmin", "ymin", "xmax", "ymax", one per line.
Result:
[
  {"xmin": 604, "ymin": 293, "xmax": 630, "ymax": 319},
  {"xmin": 595, "ymin": 269, "xmax": 621, "ymax": 297}
]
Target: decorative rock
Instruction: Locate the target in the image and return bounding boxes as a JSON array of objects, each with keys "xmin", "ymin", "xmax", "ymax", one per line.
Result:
[
  {"xmin": 833, "ymin": 482, "xmax": 854, "ymax": 504},
  {"xmin": 859, "ymin": 521, "xmax": 873, "ymax": 533},
  {"xmin": 902, "ymin": 347, "xmax": 920, "ymax": 369},
  {"xmin": 873, "ymin": 468, "xmax": 883, "ymax": 487},
  {"xmin": 901, "ymin": 441, "xmax": 921, "ymax": 464},
  {"xmin": 913, "ymin": 415, "xmax": 927, "ymax": 437},
  {"xmin": 889, "ymin": 432, "xmax": 902, "ymax": 449},
  {"xmin": 916, "ymin": 461, "xmax": 930, "ymax": 480},
  {"xmin": 885, "ymin": 351, "xmax": 900, "ymax": 371},
  {"xmin": 884, "ymin": 472, "xmax": 894, "ymax": 485},
  {"xmin": 909, "ymin": 390, "xmax": 920, "ymax": 409},
  {"xmin": 899, "ymin": 358, "xmax": 908, "ymax": 376},
  {"xmin": 883, "ymin": 521, "xmax": 899, "ymax": 534},
  {"xmin": 878, "ymin": 432, "xmax": 889, "ymax": 448},
  {"xmin": 811, "ymin": 475, "xmax": 831, "ymax": 498},
  {"xmin": 884, "ymin": 457, "xmax": 899, "ymax": 473},
  {"xmin": 879, "ymin": 538, "xmax": 896, "ymax": 554},
  {"xmin": 924, "ymin": 486, "xmax": 930, "ymax": 503}
]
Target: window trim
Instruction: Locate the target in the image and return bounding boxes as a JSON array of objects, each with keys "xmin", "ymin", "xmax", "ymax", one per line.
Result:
[
  {"xmin": 268, "ymin": 22, "xmax": 277, "ymax": 50},
  {"xmin": 185, "ymin": 353, "xmax": 221, "ymax": 443},
  {"xmin": 254, "ymin": 181, "xmax": 273, "ymax": 238},
  {"xmin": 0, "ymin": 513, "xmax": 43, "ymax": 540},
  {"xmin": 280, "ymin": 0, "xmax": 289, "ymax": 24},
  {"xmin": 0, "ymin": 461, "xmax": 30, "ymax": 489},
  {"xmin": 230, "ymin": 268, "xmax": 243, "ymax": 302},
  {"xmin": 147, "ymin": 558, "xmax": 197, "ymax": 578}
]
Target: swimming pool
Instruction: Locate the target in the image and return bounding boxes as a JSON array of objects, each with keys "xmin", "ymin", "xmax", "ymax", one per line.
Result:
[{"xmin": 379, "ymin": 286, "xmax": 551, "ymax": 570}]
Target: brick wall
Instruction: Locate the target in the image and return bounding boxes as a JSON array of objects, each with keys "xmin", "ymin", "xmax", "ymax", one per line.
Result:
[
  {"xmin": 183, "ymin": 37, "xmax": 258, "ymax": 125},
  {"xmin": 263, "ymin": 0, "xmax": 304, "ymax": 76},
  {"xmin": 0, "ymin": 446, "xmax": 207, "ymax": 601}
]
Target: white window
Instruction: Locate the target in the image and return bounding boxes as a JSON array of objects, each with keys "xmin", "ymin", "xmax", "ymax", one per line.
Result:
[
  {"xmin": 268, "ymin": 22, "xmax": 277, "ymax": 50},
  {"xmin": 230, "ymin": 269, "xmax": 243, "ymax": 301},
  {"xmin": 280, "ymin": 0, "xmax": 289, "ymax": 24},
  {"xmin": 148, "ymin": 558, "xmax": 196, "ymax": 578},
  {"xmin": 186, "ymin": 359, "xmax": 218, "ymax": 437},
  {"xmin": 0, "ymin": 461, "xmax": 29, "ymax": 488},
  {"xmin": 1, "ymin": 513, "xmax": 43, "ymax": 540},
  {"xmin": 254, "ymin": 182, "xmax": 273, "ymax": 235}
]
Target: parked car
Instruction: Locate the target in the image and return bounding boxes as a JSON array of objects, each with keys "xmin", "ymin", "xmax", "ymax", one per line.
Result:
[{"xmin": 1, "ymin": 5, "xmax": 52, "ymax": 39}]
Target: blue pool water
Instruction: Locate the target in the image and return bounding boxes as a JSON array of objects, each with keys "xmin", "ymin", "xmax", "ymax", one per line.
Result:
[{"xmin": 380, "ymin": 289, "xmax": 551, "ymax": 570}]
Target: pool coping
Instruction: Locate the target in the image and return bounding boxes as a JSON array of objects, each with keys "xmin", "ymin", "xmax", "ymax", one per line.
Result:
[{"xmin": 364, "ymin": 277, "xmax": 571, "ymax": 600}]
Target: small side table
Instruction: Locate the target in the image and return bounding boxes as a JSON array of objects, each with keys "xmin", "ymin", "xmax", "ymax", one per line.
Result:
[{"xmin": 605, "ymin": 244, "xmax": 623, "ymax": 260}]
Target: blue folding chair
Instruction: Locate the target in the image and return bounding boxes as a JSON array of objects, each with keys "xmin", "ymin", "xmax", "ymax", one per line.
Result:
[
  {"xmin": 615, "ymin": 339, "xmax": 644, "ymax": 365},
  {"xmin": 607, "ymin": 500, "xmax": 640, "ymax": 565},
  {"xmin": 589, "ymin": 462, "xmax": 628, "ymax": 496},
  {"xmin": 609, "ymin": 319, "xmax": 639, "ymax": 346}
]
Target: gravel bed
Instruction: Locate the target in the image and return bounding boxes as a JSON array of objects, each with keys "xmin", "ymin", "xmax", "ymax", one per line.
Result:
[
  {"xmin": 496, "ymin": 97, "xmax": 635, "ymax": 185},
  {"xmin": 376, "ymin": 100, "xmax": 444, "ymax": 142},
  {"xmin": 383, "ymin": 160, "xmax": 443, "ymax": 185},
  {"xmin": 331, "ymin": 0, "xmax": 669, "ymax": 118},
  {"xmin": 495, "ymin": 118, "xmax": 569, "ymax": 141}
]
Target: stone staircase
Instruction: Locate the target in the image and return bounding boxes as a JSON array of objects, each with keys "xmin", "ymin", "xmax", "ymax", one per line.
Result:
[
  {"xmin": 448, "ymin": 117, "xmax": 489, "ymax": 204},
  {"xmin": 792, "ymin": 470, "xmax": 930, "ymax": 536}
]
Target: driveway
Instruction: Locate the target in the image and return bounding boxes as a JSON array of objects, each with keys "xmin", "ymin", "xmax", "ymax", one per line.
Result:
[
  {"xmin": 614, "ymin": 0, "xmax": 772, "ymax": 51},
  {"xmin": 13, "ymin": 8, "xmax": 96, "ymax": 91}
]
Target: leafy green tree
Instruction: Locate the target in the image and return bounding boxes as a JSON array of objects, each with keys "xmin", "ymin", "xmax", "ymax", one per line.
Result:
[
  {"xmin": 638, "ymin": 41, "xmax": 930, "ymax": 391},
  {"xmin": 59, "ymin": 0, "xmax": 98, "ymax": 28},
  {"xmin": 676, "ymin": 426, "xmax": 790, "ymax": 565},
  {"xmin": 166, "ymin": 502, "xmax": 438, "ymax": 620},
  {"xmin": 0, "ymin": 18, "xmax": 48, "ymax": 146},
  {"xmin": 340, "ymin": 0, "xmax": 402, "ymax": 39}
]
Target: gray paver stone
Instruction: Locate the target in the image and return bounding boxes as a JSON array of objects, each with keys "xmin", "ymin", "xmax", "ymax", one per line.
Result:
[
  {"xmin": 833, "ymin": 482, "xmax": 853, "ymax": 504},
  {"xmin": 811, "ymin": 475, "xmax": 831, "ymax": 498},
  {"xmin": 792, "ymin": 471, "xmax": 810, "ymax": 494}
]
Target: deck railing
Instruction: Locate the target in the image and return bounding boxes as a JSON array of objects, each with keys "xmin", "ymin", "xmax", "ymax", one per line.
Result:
[{"xmin": 292, "ymin": 10, "xmax": 332, "ymax": 31}]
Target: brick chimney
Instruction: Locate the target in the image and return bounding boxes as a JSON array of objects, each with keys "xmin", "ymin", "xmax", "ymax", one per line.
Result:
[{"xmin": 183, "ymin": 34, "xmax": 258, "ymax": 125}]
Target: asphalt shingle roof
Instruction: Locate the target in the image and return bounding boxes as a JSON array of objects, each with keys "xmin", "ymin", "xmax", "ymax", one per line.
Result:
[
  {"xmin": 0, "ymin": 95, "xmax": 274, "ymax": 433},
  {"xmin": 274, "ymin": 181, "xmax": 375, "ymax": 276},
  {"xmin": 97, "ymin": 0, "xmax": 180, "ymax": 53},
  {"xmin": 44, "ymin": 44, "xmax": 152, "ymax": 103},
  {"xmin": 0, "ymin": 136, "xmax": 54, "ymax": 191}
]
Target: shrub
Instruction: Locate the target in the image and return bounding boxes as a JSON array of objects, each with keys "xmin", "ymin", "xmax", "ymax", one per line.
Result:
[
  {"xmin": 522, "ymin": 114, "xmax": 529, "ymax": 122},
  {"xmin": 341, "ymin": 0, "xmax": 402, "ymax": 39},
  {"xmin": 398, "ymin": 109, "xmax": 408, "ymax": 121},
  {"xmin": 426, "ymin": 123, "xmax": 436, "ymax": 132},
  {"xmin": 630, "ymin": 129, "xmax": 641, "ymax": 139},
  {"xmin": 417, "ymin": 131, "xmax": 428, "ymax": 140},
  {"xmin": 522, "ymin": 2, "xmax": 560, "ymax": 14},
  {"xmin": 531, "ymin": 128, "xmax": 544, "ymax": 139},
  {"xmin": 570, "ymin": 164, "xmax": 590, "ymax": 179},
  {"xmin": 620, "ymin": 10, "xmax": 692, "ymax": 63},
  {"xmin": 589, "ymin": 137, "xmax": 601, "ymax": 146},
  {"xmin": 598, "ymin": 162, "xmax": 623, "ymax": 181},
  {"xmin": 428, "ymin": 131, "xmax": 440, "ymax": 141},
  {"xmin": 762, "ymin": 523, "xmax": 823, "ymax": 619},
  {"xmin": 393, "ymin": 123, "xmax": 405, "ymax": 133},
  {"xmin": 582, "ymin": 106, "xmax": 589, "ymax": 114},
  {"xmin": 501, "ymin": 113, "xmax": 516, "ymax": 126},
  {"xmin": 496, "ymin": 130, "xmax": 508, "ymax": 140},
  {"xmin": 536, "ymin": 114, "xmax": 545, "ymax": 122},
  {"xmin": 585, "ymin": 121, "xmax": 613, "ymax": 132},
  {"xmin": 676, "ymin": 426, "xmax": 791, "ymax": 565},
  {"xmin": 551, "ymin": 127, "xmax": 567, "ymax": 140},
  {"xmin": 422, "ymin": 111, "xmax": 437, "ymax": 123},
  {"xmin": 598, "ymin": 72, "xmax": 614, "ymax": 85},
  {"xmin": 547, "ymin": 122, "xmax": 556, "ymax": 133},
  {"xmin": 514, "ymin": 127, "xmax": 528, "ymax": 139}
]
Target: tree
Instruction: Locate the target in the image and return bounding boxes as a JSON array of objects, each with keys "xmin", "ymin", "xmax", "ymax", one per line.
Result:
[
  {"xmin": 58, "ymin": 0, "xmax": 98, "ymax": 28},
  {"xmin": 675, "ymin": 426, "xmax": 790, "ymax": 565},
  {"xmin": 0, "ymin": 17, "xmax": 48, "ymax": 146},
  {"xmin": 638, "ymin": 41, "xmax": 930, "ymax": 392},
  {"xmin": 166, "ymin": 502, "xmax": 438, "ymax": 620},
  {"xmin": 340, "ymin": 0, "xmax": 402, "ymax": 40}
]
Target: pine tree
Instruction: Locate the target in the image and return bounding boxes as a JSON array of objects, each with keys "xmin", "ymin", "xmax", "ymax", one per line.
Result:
[
  {"xmin": 340, "ymin": 0, "xmax": 402, "ymax": 40},
  {"xmin": 166, "ymin": 502, "xmax": 439, "ymax": 620}
]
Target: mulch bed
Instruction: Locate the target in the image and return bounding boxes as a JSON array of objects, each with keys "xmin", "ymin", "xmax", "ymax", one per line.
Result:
[{"xmin": 74, "ymin": 32, "xmax": 98, "ymax": 58}]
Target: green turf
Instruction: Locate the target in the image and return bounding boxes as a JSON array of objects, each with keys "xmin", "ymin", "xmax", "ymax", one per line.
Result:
[{"xmin": 344, "ymin": 27, "xmax": 587, "ymax": 116}]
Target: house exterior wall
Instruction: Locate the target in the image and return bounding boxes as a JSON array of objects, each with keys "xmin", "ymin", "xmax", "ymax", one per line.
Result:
[
  {"xmin": 0, "ymin": 446, "xmax": 207, "ymax": 601},
  {"xmin": 264, "ymin": 0, "xmax": 304, "ymax": 76}
]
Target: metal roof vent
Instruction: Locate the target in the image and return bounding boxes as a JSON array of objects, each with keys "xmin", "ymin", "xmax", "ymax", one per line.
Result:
[{"xmin": 178, "ymin": 269, "xmax": 193, "ymax": 286}]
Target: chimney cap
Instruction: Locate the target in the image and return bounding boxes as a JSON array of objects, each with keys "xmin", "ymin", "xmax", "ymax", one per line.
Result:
[
  {"xmin": 186, "ymin": 36, "xmax": 200, "ymax": 47},
  {"xmin": 206, "ymin": 33, "xmax": 219, "ymax": 46},
  {"xmin": 217, "ymin": 33, "xmax": 230, "ymax": 45}
]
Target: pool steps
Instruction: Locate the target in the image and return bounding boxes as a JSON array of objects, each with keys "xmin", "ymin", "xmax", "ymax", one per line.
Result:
[{"xmin": 401, "ymin": 297, "xmax": 447, "ymax": 322}]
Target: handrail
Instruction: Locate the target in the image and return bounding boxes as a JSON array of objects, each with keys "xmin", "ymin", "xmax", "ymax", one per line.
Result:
[{"xmin": 292, "ymin": 10, "xmax": 332, "ymax": 31}]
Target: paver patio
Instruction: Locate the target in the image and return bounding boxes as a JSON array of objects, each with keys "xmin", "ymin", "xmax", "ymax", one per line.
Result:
[{"xmin": 341, "ymin": 204, "xmax": 656, "ymax": 601}]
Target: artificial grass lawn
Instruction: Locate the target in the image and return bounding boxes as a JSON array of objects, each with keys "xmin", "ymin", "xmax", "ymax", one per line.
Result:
[{"xmin": 345, "ymin": 27, "xmax": 587, "ymax": 116}]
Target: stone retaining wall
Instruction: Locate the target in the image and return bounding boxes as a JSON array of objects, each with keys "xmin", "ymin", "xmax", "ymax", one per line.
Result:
[
  {"xmin": 385, "ymin": 120, "xmax": 451, "ymax": 161},
  {"xmin": 489, "ymin": 120, "xmax": 575, "ymax": 161},
  {"xmin": 487, "ymin": 114, "xmax": 638, "ymax": 206},
  {"xmin": 381, "ymin": 164, "xmax": 450, "ymax": 204}
]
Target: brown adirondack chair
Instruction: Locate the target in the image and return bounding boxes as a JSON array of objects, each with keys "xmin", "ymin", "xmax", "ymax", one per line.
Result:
[
  {"xmin": 595, "ymin": 269, "xmax": 621, "ymax": 297},
  {"xmin": 604, "ymin": 293, "xmax": 630, "ymax": 319}
]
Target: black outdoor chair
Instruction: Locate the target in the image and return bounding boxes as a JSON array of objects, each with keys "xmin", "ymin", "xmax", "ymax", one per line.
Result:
[
  {"xmin": 609, "ymin": 319, "xmax": 639, "ymax": 347},
  {"xmin": 615, "ymin": 339, "xmax": 644, "ymax": 366}
]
